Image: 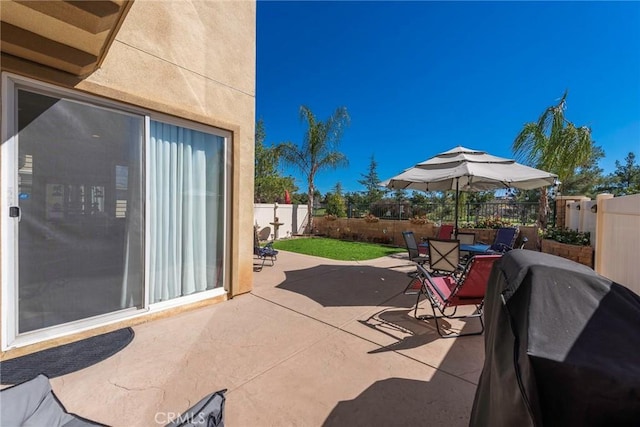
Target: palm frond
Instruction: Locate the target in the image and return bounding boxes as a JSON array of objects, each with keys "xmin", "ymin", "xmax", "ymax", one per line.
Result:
[
  {"xmin": 513, "ymin": 122, "xmax": 545, "ymax": 166},
  {"xmin": 317, "ymin": 152, "xmax": 349, "ymax": 170}
]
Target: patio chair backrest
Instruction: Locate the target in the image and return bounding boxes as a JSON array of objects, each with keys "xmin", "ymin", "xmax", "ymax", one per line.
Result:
[
  {"xmin": 490, "ymin": 227, "xmax": 519, "ymax": 252},
  {"xmin": 437, "ymin": 224, "xmax": 454, "ymax": 240},
  {"xmin": 428, "ymin": 239, "xmax": 460, "ymax": 274},
  {"xmin": 402, "ymin": 231, "xmax": 421, "ymax": 260},
  {"xmin": 452, "ymin": 255, "xmax": 501, "ymax": 302},
  {"xmin": 258, "ymin": 226, "xmax": 272, "ymax": 242},
  {"xmin": 457, "ymin": 232, "xmax": 476, "ymax": 259},
  {"xmin": 456, "ymin": 232, "xmax": 476, "ymax": 245}
]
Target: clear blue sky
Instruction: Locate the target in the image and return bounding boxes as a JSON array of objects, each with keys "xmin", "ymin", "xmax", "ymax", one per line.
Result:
[{"xmin": 256, "ymin": 1, "xmax": 640, "ymax": 195}]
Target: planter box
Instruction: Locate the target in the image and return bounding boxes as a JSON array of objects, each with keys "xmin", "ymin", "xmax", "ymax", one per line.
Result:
[{"xmin": 541, "ymin": 239, "xmax": 594, "ymax": 268}]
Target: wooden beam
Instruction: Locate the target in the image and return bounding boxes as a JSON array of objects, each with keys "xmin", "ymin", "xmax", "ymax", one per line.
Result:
[
  {"xmin": 1, "ymin": 22, "xmax": 97, "ymax": 75},
  {"xmin": 15, "ymin": 0, "xmax": 122, "ymax": 34}
]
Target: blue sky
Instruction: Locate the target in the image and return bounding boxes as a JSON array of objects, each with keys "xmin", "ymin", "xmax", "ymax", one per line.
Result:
[{"xmin": 256, "ymin": 1, "xmax": 640, "ymax": 195}]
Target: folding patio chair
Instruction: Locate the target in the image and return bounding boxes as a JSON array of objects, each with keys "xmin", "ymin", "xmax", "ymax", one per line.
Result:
[
  {"xmin": 402, "ymin": 231, "xmax": 429, "ymax": 265},
  {"xmin": 436, "ymin": 224, "xmax": 454, "ymax": 240},
  {"xmin": 486, "ymin": 227, "xmax": 520, "ymax": 254},
  {"xmin": 456, "ymin": 232, "xmax": 476, "ymax": 262},
  {"xmin": 404, "ymin": 255, "xmax": 501, "ymax": 337},
  {"xmin": 402, "ymin": 231, "xmax": 429, "ymax": 278},
  {"xmin": 258, "ymin": 226, "xmax": 272, "ymax": 242},
  {"xmin": 254, "ymin": 228, "xmax": 278, "ymax": 271},
  {"xmin": 427, "ymin": 238, "xmax": 463, "ymax": 276}
]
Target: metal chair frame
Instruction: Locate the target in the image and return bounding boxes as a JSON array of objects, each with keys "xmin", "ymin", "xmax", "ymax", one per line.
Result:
[
  {"xmin": 402, "ymin": 231, "xmax": 429, "ymax": 277},
  {"xmin": 254, "ymin": 228, "xmax": 278, "ymax": 271},
  {"xmin": 405, "ymin": 255, "xmax": 501, "ymax": 338}
]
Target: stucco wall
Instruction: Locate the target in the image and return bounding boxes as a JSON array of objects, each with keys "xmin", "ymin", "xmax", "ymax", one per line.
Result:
[
  {"xmin": 80, "ymin": 1, "xmax": 257, "ymax": 296},
  {"xmin": 0, "ymin": 1, "xmax": 256, "ymax": 355}
]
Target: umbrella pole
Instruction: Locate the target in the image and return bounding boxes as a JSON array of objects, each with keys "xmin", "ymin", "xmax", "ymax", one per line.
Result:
[{"xmin": 454, "ymin": 178, "xmax": 459, "ymax": 238}]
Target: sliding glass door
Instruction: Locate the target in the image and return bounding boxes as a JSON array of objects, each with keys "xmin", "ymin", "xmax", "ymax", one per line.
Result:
[
  {"xmin": 15, "ymin": 89, "xmax": 144, "ymax": 333},
  {"xmin": 2, "ymin": 76, "xmax": 229, "ymax": 347},
  {"xmin": 148, "ymin": 121, "xmax": 226, "ymax": 303}
]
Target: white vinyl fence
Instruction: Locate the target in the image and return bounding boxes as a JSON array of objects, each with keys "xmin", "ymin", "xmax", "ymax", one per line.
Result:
[
  {"xmin": 593, "ymin": 193, "xmax": 640, "ymax": 295},
  {"xmin": 566, "ymin": 193, "xmax": 640, "ymax": 294},
  {"xmin": 254, "ymin": 203, "xmax": 309, "ymax": 240}
]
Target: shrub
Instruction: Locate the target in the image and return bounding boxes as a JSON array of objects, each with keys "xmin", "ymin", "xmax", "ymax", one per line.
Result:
[
  {"xmin": 409, "ymin": 215, "xmax": 432, "ymax": 225},
  {"xmin": 460, "ymin": 216, "xmax": 514, "ymax": 229},
  {"xmin": 364, "ymin": 213, "xmax": 379, "ymax": 223},
  {"xmin": 543, "ymin": 227, "xmax": 591, "ymax": 246},
  {"xmin": 325, "ymin": 193, "xmax": 347, "ymax": 217}
]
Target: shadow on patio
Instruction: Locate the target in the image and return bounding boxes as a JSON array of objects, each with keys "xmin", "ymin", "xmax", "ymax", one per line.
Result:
[
  {"xmin": 46, "ymin": 251, "xmax": 484, "ymax": 426},
  {"xmin": 323, "ymin": 376, "xmax": 471, "ymax": 426}
]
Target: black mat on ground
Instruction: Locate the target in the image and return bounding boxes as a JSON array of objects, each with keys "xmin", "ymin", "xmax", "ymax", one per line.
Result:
[{"xmin": 0, "ymin": 328, "xmax": 134, "ymax": 385}]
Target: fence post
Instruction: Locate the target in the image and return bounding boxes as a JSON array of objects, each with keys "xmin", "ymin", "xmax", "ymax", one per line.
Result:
[{"xmin": 594, "ymin": 193, "xmax": 613, "ymax": 274}]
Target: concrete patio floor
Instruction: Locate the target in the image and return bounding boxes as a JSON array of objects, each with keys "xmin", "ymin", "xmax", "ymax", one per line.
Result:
[{"xmin": 52, "ymin": 250, "xmax": 485, "ymax": 426}]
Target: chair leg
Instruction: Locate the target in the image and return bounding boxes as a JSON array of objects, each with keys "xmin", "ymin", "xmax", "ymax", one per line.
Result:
[
  {"xmin": 417, "ymin": 303, "xmax": 485, "ymax": 338},
  {"xmin": 255, "ymin": 255, "xmax": 266, "ymax": 272},
  {"xmin": 413, "ymin": 290, "xmax": 427, "ymax": 319}
]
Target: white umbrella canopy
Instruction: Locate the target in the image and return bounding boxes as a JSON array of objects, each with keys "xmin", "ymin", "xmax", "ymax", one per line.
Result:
[
  {"xmin": 381, "ymin": 146, "xmax": 558, "ymax": 192},
  {"xmin": 379, "ymin": 146, "xmax": 558, "ymax": 233}
]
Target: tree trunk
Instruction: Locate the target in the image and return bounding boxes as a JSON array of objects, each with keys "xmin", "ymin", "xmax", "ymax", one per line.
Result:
[
  {"xmin": 307, "ymin": 185, "xmax": 314, "ymax": 234},
  {"xmin": 538, "ymin": 187, "xmax": 549, "ymax": 229}
]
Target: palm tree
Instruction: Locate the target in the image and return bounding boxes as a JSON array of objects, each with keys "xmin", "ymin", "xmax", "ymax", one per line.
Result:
[
  {"xmin": 278, "ymin": 105, "xmax": 350, "ymax": 233},
  {"xmin": 513, "ymin": 90, "xmax": 593, "ymax": 229}
]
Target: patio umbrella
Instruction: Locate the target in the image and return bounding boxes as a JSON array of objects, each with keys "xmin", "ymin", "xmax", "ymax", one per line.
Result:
[{"xmin": 379, "ymin": 146, "xmax": 558, "ymax": 234}]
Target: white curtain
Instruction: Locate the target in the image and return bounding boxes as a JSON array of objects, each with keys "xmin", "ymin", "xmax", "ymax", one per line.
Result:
[{"xmin": 149, "ymin": 121, "xmax": 224, "ymax": 303}]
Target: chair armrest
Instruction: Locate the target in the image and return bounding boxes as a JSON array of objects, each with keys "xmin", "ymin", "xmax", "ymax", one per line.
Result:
[
  {"xmin": 416, "ymin": 264, "xmax": 439, "ymax": 287},
  {"xmin": 416, "ymin": 264, "xmax": 450, "ymax": 302}
]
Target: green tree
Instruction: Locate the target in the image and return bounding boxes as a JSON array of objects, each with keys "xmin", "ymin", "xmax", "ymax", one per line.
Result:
[
  {"xmin": 344, "ymin": 191, "xmax": 366, "ymax": 217},
  {"xmin": 561, "ymin": 145, "xmax": 605, "ymax": 197},
  {"xmin": 392, "ymin": 189, "xmax": 408, "ymax": 202},
  {"xmin": 604, "ymin": 152, "xmax": 640, "ymax": 195},
  {"xmin": 277, "ymin": 105, "xmax": 350, "ymax": 232},
  {"xmin": 254, "ymin": 119, "xmax": 297, "ymax": 203},
  {"xmin": 512, "ymin": 189, "xmax": 540, "ymax": 203},
  {"xmin": 358, "ymin": 155, "xmax": 386, "ymax": 206},
  {"xmin": 325, "ymin": 182, "xmax": 347, "ymax": 217},
  {"xmin": 465, "ymin": 191, "xmax": 495, "ymax": 205},
  {"xmin": 513, "ymin": 90, "xmax": 594, "ymax": 228},
  {"xmin": 409, "ymin": 192, "xmax": 431, "ymax": 205}
]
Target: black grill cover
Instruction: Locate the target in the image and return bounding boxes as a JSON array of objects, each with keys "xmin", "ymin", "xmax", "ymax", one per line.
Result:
[{"xmin": 470, "ymin": 250, "xmax": 640, "ymax": 427}]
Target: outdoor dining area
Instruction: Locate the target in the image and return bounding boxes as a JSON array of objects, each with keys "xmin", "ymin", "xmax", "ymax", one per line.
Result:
[
  {"xmin": 374, "ymin": 146, "xmax": 640, "ymax": 423},
  {"xmin": 389, "ymin": 227, "xmax": 640, "ymax": 424}
]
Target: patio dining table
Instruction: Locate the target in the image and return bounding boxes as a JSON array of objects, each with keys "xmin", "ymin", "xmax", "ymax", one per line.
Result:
[{"xmin": 419, "ymin": 242, "xmax": 492, "ymax": 255}]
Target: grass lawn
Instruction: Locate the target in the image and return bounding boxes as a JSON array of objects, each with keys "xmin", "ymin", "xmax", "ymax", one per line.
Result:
[{"xmin": 271, "ymin": 237, "xmax": 406, "ymax": 261}]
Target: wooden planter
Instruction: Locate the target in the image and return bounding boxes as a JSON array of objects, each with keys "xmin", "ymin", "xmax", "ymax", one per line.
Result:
[{"xmin": 541, "ymin": 239, "xmax": 594, "ymax": 268}]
